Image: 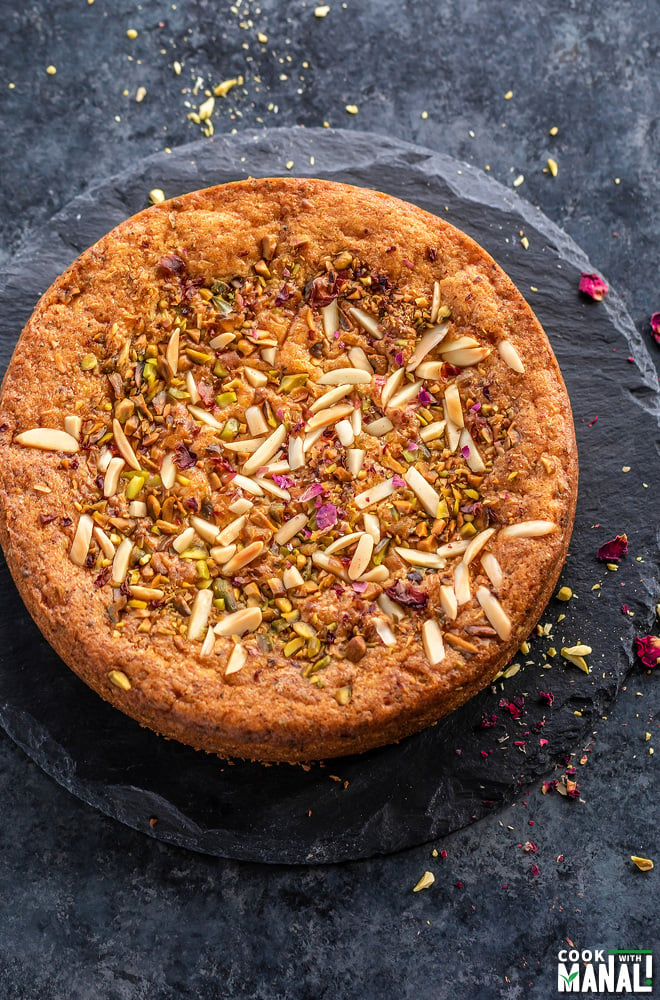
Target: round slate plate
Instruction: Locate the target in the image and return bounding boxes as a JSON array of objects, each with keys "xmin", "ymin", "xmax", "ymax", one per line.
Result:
[{"xmin": 0, "ymin": 128, "xmax": 658, "ymax": 864}]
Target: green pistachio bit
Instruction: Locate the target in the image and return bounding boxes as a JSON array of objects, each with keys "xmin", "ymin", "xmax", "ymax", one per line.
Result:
[
  {"xmin": 270, "ymin": 618, "xmax": 290, "ymax": 633},
  {"xmin": 212, "ymin": 577, "xmax": 237, "ymax": 611},
  {"xmin": 180, "ymin": 547, "xmax": 209, "ymax": 560},
  {"xmin": 213, "ymin": 361, "xmax": 229, "ymax": 378},
  {"xmin": 211, "ymin": 295, "xmax": 233, "ymax": 315},
  {"xmin": 213, "ymin": 597, "xmax": 226, "ymax": 610},
  {"xmin": 302, "ymin": 654, "xmax": 331, "ymax": 678},
  {"xmin": 215, "ymin": 391, "xmax": 238, "ymax": 406},
  {"xmin": 372, "ymin": 538, "xmax": 390, "ymax": 565},
  {"xmin": 284, "ymin": 637, "xmax": 305, "ymax": 657},
  {"xmin": 125, "ymin": 474, "xmax": 147, "ymax": 500},
  {"xmin": 307, "ymin": 636, "xmax": 322, "ymax": 658},
  {"xmin": 464, "ymin": 488, "xmax": 480, "ymax": 500},
  {"xmin": 196, "ymin": 559, "xmax": 210, "ymax": 580},
  {"xmin": 167, "ymin": 387, "xmax": 189, "ymax": 400},
  {"xmin": 459, "ymin": 522, "xmax": 477, "ymax": 538},
  {"xmin": 220, "ymin": 417, "xmax": 240, "ymax": 441},
  {"xmin": 279, "ymin": 373, "xmax": 309, "ymax": 393},
  {"xmin": 292, "ymin": 621, "xmax": 316, "ymax": 639},
  {"xmin": 80, "ymin": 353, "xmax": 97, "ymax": 370},
  {"xmin": 436, "ymin": 499, "xmax": 450, "ymax": 519},
  {"xmin": 403, "ymin": 450, "xmax": 416, "ymax": 463},
  {"xmin": 186, "ymin": 349, "xmax": 214, "ymax": 364},
  {"xmin": 418, "ymin": 406, "xmax": 433, "ymax": 423},
  {"xmin": 334, "ymin": 685, "xmax": 352, "ymax": 705},
  {"xmin": 281, "ymin": 609, "xmax": 300, "ymax": 623}
]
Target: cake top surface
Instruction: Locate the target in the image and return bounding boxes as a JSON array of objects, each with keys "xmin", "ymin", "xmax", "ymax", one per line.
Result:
[{"xmin": 0, "ymin": 177, "xmax": 578, "ymax": 761}]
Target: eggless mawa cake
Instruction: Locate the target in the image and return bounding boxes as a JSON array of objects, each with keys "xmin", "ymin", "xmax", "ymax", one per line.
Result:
[{"xmin": 0, "ymin": 178, "xmax": 578, "ymax": 761}]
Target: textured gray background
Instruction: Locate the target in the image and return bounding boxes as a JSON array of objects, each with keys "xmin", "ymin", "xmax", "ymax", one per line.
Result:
[{"xmin": 0, "ymin": 1, "xmax": 659, "ymax": 998}]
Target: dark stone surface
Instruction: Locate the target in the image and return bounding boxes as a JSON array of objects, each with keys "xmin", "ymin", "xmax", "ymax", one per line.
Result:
[{"xmin": 0, "ymin": 2, "xmax": 658, "ymax": 997}]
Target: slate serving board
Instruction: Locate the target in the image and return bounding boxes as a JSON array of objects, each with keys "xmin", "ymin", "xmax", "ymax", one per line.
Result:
[{"xmin": 0, "ymin": 127, "xmax": 657, "ymax": 864}]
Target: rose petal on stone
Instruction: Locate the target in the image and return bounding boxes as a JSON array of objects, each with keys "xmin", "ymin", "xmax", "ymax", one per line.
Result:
[
  {"xmin": 635, "ymin": 635, "xmax": 660, "ymax": 669},
  {"xmin": 596, "ymin": 533, "xmax": 628, "ymax": 562},
  {"xmin": 579, "ymin": 272, "xmax": 608, "ymax": 300}
]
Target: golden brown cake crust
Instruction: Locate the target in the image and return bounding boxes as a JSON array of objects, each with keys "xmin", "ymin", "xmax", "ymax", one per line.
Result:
[{"xmin": 0, "ymin": 177, "xmax": 578, "ymax": 762}]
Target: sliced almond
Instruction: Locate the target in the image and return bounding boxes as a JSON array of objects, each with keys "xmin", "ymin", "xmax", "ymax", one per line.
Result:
[
  {"xmin": 231, "ymin": 473, "xmax": 264, "ymax": 496},
  {"xmin": 228, "ymin": 497, "xmax": 253, "ymax": 515},
  {"xmin": 130, "ymin": 585, "xmax": 165, "ymax": 601},
  {"xmin": 112, "ymin": 417, "xmax": 142, "ymax": 470},
  {"xmin": 246, "ymin": 405, "xmax": 269, "ymax": 436},
  {"xmin": 335, "ymin": 419, "xmax": 354, "ymax": 447},
  {"xmin": 480, "ymin": 551, "xmax": 503, "ymax": 589},
  {"xmin": 348, "ymin": 306, "xmax": 382, "ymax": 339},
  {"xmin": 288, "ymin": 435, "xmax": 305, "ymax": 470},
  {"xmin": 462, "ymin": 527, "xmax": 496, "ymax": 566},
  {"xmin": 454, "ymin": 560, "xmax": 471, "ymax": 605},
  {"xmin": 260, "ymin": 346, "xmax": 277, "ymax": 366},
  {"xmin": 422, "ymin": 620, "xmax": 445, "ymax": 665},
  {"xmin": 440, "ymin": 346, "xmax": 491, "ymax": 367},
  {"xmin": 160, "ymin": 452, "xmax": 177, "ymax": 489},
  {"xmin": 430, "ymin": 280, "xmax": 441, "ymax": 324},
  {"xmin": 244, "ymin": 367, "xmax": 268, "ymax": 389},
  {"xmin": 128, "ymin": 500, "xmax": 147, "ymax": 517},
  {"xmin": 395, "ymin": 546, "xmax": 445, "ymax": 569},
  {"xmin": 317, "ymin": 367, "xmax": 371, "ymax": 386},
  {"xmin": 321, "ymin": 299, "xmax": 339, "ymax": 338},
  {"xmin": 70, "ymin": 513, "xmax": 94, "ymax": 566},
  {"xmin": 261, "ymin": 460, "xmax": 290, "ymax": 477},
  {"xmin": 354, "ymin": 476, "xmax": 401, "ymax": 510},
  {"xmin": 173, "ymin": 526, "xmax": 197, "ymax": 554},
  {"xmin": 499, "ymin": 520, "xmax": 556, "ymax": 539},
  {"xmin": 348, "ymin": 533, "xmax": 374, "ymax": 579},
  {"xmin": 187, "ymin": 589, "xmax": 213, "ymax": 641},
  {"xmin": 436, "ymin": 539, "xmax": 470, "ymax": 558},
  {"xmin": 439, "ymin": 584, "xmax": 458, "ymax": 620},
  {"xmin": 221, "ymin": 437, "xmax": 265, "ymax": 453},
  {"xmin": 188, "ymin": 405, "xmax": 224, "ymax": 430},
  {"xmin": 225, "ymin": 642, "xmax": 247, "ymax": 675},
  {"xmin": 458, "ymin": 428, "xmax": 486, "ymax": 473},
  {"xmin": 221, "ymin": 541, "xmax": 264, "ymax": 576},
  {"xmin": 15, "ymin": 427, "xmax": 80, "ymax": 454},
  {"xmin": 406, "ymin": 321, "xmax": 450, "ymax": 371},
  {"xmin": 97, "ymin": 448, "xmax": 112, "ymax": 473},
  {"xmin": 346, "ymin": 448, "xmax": 365, "ymax": 477},
  {"xmin": 282, "ymin": 565, "xmax": 304, "ymax": 590},
  {"xmin": 166, "ymin": 327, "xmax": 180, "ymax": 374},
  {"xmin": 363, "ymin": 416, "xmax": 393, "ymax": 437},
  {"xmin": 209, "ymin": 544, "xmax": 237, "ymax": 564},
  {"xmin": 415, "ymin": 361, "xmax": 444, "ymax": 380},
  {"xmin": 214, "ymin": 606, "xmax": 262, "ymax": 636},
  {"xmin": 303, "ymin": 428, "xmax": 324, "ymax": 453},
  {"xmin": 241, "ymin": 424, "xmax": 286, "ymax": 476},
  {"xmin": 324, "ymin": 531, "xmax": 363, "ymax": 556},
  {"xmin": 443, "ymin": 401, "xmax": 461, "ymax": 451},
  {"xmin": 274, "ymin": 513, "xmax": 308, "ymax": 545},
  {"xmin": 375, "ymin": 618, "xmax": 396, "ymax": 646},
  {"xmin": 443, "ymin": 383, "xmax": 464, "ymax": 429},
  {"xmin": 348, "ymin": 346, "xmax": 374, "ymax": 373},
  {"xmin": 357, "ymin": 565, "xmax": 389, "ymax": 583},
  {"xmin": 377, "ymin": 593, "xmax": 406, "ymax": 622},
  {"xmin": 103, "ymin": 456, "xmax": 125, "ymax": 498},
  {"xmin": 200, "ymin": 626, "xmax": 216, "ymax": 656},
  {"xmin": 63, "ymin": 415, "xmax": 82, "ymax": 441},
  {"xmin": 93, "ymin": 525, "xmax": 115, "ymax": 560},
  {"xmin": 305, "ymin": 402, "xmax": 354, "ymax": 431},
  {"xmin": 498, "ymin": 339, "xmax": 525, "ymax": 374},
  {"xmin": 185, "ymin": 370, "xmax": 200, "ymax": 405},
  {"xmin": 217, "ymin": 514, "xmax": 247, "ymax": 546},
  {"xmin": 351, "ymin": 406, "xmax": 362, "ymax": 436},
  {"xmin": 387, "ymin": 380, "xmax": 423, "ymax": 410},
  {"xmin": 208, "ymin": 331, "xmax": 236, "ymax": 350},
  {"xmin": 254, "ymin": 476, "xmax": 291, "ymax": 500},
  {"xmin": 440, "ymin": 335, "xmax": 481, "ymax": 353},
  {"xmin": 111, "ymin": 537, "xmax": 133, "ymax": 586},
  {"xmin": 419, "ymin": 420, "xmax": 446, "ymax": 443},
  {"xmin": 380, "ymin": 367, "xmax": 405, "ymax": 407},
  {"xmin": 476, "ymin": 586, "xmax": 512, "ymax": 640},
  {"xmin": 309, "ymin": 383, "xmax": 354, "ymax": 414},
  {"xmin": 189, "ymin": 515, "xmax": 219, "ymax": 545},
  {"xmin": 363, "ymin": 512, "xmax": 380, "ymax": 544},
  {"xmin": 404, "ymin": 466, "xmax": 441, "ymax": 518},
  {"xmin": 312, "ymin": 550, "xmax": 349, "ymax": 582}
]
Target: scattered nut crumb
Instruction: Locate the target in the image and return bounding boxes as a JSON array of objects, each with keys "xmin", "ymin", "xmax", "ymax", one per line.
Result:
[
  {"xmin": 345, "ymin": 104, "xmax": 359, "ymax": 115},
  {"xmin": 513, "ymin": 174, "xmax": 525, "ymax": 188},
  {"xmin": 504, "ymin": 90, "xmax": 513, "ymax": 100},
  {"xmin": 631, "ymin": 855, "xmax": 654, "ymax": 872},
  {"xmin": 46, "ymin": 65, "xmax": 57, "ymax": 75},
  {"xmin": 547, "ymin": 158, "xmax": 559, "ymax": 177},
  {"xmin": 126, "ymin": 28, "xmax": 138, "ymax": 39},
  {"xmin": 315, "ymin": 4, "xmax": 331, "ymax": 16},
  {"xmin": 413, "ymin": 871, "xmax": 435, "ymax": 892},
  {"xmin": 149, "ymin": 188, "xmax": 165, "ymax": 205},
  {"xmin": 136, "ymin": 86, "xmax": 147, "ymax": 103}
]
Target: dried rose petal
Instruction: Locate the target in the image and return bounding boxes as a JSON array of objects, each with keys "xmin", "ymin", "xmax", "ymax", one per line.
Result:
[
  {"xmin": 635, "ymin": 635, "xmax": 660, "ymax": 669},
  {"xmin": 316, "ymin": 503, "xmax": 338, "ymax": 530},
  {"xmin": 596, "ymin": 533, "xmax": 628, "ymax": 562},
  {"xmin": 196, "ymin": 382, "xmax": 215, "ymax": 408},
  {"xmin": 479, "ymin": 712, "xmax": 498, "ymax": 729},
  {"xmin": 461, "ymin": 444, "xmax": 471, "ymax": 459},
  {"xmin": 391, "ymin": 474, "xmax": 406, "ymax": 489},
  {"xmin": 650, "ymin": 313, "xmax": 660, "ymax": 343},
  {"xmin": 299, "ymin": 483, "xmax": 325, "ymax": 503},
  {"xmin": 499, "ymin": 696, "xmax": 525, "ymax": 720},
  {"xmin": 272, "ymin": 474, "xmax": 295, "ymax": 489},
  {"xmin": 539, "ymin": 690, "xmax": 555, "ymax": 707},
  {"xmin": 579, "ymin": 272, "xmax": 608, "ymax": 301},
  {"xmin": 418, "ymin": 387, "xmax": 433, "ymax": 405},
  {"xmin": 174, "ymin": 443, "xmax": 197, "ymax": 470},
  {"xmin": 305, "ymin": 272, "xmax": 339, "ymax": 308},
  {"xmin": 352, "ymin": 581, "xmax": 368, "ymax": 594},
  {"xmin": 385, "ymin": 579, "xmax": 428, "ymax": 608}
]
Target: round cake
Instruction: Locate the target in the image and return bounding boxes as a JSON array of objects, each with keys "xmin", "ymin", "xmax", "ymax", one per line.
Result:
[{"xmin": 0, "ymin": 177, "xmax": 578, "ymax": 762}]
